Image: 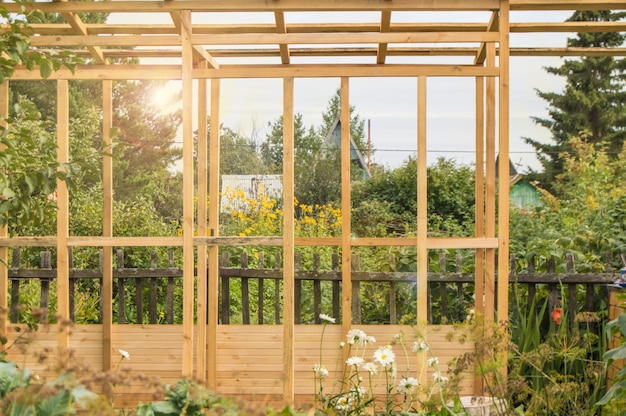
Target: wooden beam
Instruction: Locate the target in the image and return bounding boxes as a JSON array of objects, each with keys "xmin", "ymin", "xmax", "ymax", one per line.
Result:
[
  {"xmin": 180, "ymin": 9, "xmax": 194, "ymax": 379},
  {"xmin": 9, "ymin": 64, "xmax": 499, "ymax": 80},
  {"xmin": 58, "ymin": 12, "xmax": 107, "ymax": 63},
  {"xmin": 282, "ymin": 76, "xmax": 295, "ymax": 405},
  {"xmin": 56, "ymin": 79, "xmax": 70, "ymax": 348},
  {"xmin": 27, "ymin": 32, "xmax": 499, "ymax": 48},
  {"xmin": 274, "ymin": 12, "xmax": 290, "ymax": 64},
  {"xmin": 417, "ymin": 75, "xmax": 428, "ymax": 387},
  {"xmin": 196, "ymin": 62, "xmax": 208, "ymax": 383},
  {"xmin": 376, "ymin": 11, "xmax": 392, "ymax": 65},
  {"xmin": 485, "ymin": 42, "xmax": 496, "ymax": 324},
  {"xmin": 207, "ymin": 78, "xmax": 220, "ymax": 389},
  {"xmin": 417, "ymin": 76, "xmax": 428, "ymax": 325},
  {"xmin": 33, "ymin": 46, "xmax": 626, "ymax": 61},
  {"xmin": 498, "ymin": 0, "xmax": 511, "ymax": 326},
  {"xmin": 102, "ymin": 79, "xmax": 113, "ymax": 372},
  {"xmin": 340, "ymin": 76, "xmax": 352, "ymax": 360},
  {"xmin": 167, "ymin": 6, "xmax": 219, "ymax": 68},
  {"xmin": 0, "ymin": 235, "xmax": 501, "ymax": 249},
  {"xmin": 0, "ymin": 81, "xmax": 8, "ymax": 347},
  {"xmin": 3, "ymin": 0, "xmax": 501, "ymax": 13},
  {"xmin": 192, "ymin": 45, "xmax": 220, "ymax": 69},
  {"xmin": 19, "ymin": 21, "xmax": 626, "ymax": 36},
  {"xmin": 511, "ymin": 21, "xmax": 626, "ymax": 33},
  {"xmin": 510, "ymin": 0, "xmax": 626, "ymax": 11},
  {"xmin": 475, "ymin": 11, "xmax": 498, "ymax": 65},
  {"xmin": 474, "ymin": 74, "xmax": 486, "ymax": 396},
  {"xmin": 192, "ymin": 32, "xmax": 500, "ymax": 45}
]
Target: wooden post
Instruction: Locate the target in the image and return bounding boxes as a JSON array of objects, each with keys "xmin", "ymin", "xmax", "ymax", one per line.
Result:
[
  {"xmin": 180, "ymin": 9, "xmax": 194, "ymax": 378},
  {"xmin": 497, "ymin": 0, "xmax": 511, "ymax": 325},
  {"xmin": 196, "ymin": 62, "xmax": 208, "ymax": 383},
  {"xmin": 485, "ymin": 42, "xmax": 497, "ymax": 324},
  {"xmin": 475, "ymin": 74, "xmax": 485, "ymax": 317},
  {"xmin": 417, "ymin": 75, "xmax": 428, "ymax": 386},
  {"xmin": 102, "ymin": 79, "xmax": 113, "ymax": 370},
  {"xmin": 56, "ymin": 79, "xmax": 70, "ymax": 348},
  {"xmin": 208, "ymin": 77, "xmax": 221, "ymax": 388},
  {"xmin": 282, "ymin": 76, "xmax": 295, "ymax": 405},
  {"xmin": 0, "ymin": 80, "xmax": 8, "ymax": 344},
  {"xmin": 340, "ymin": 78, "xmax": 352, "ymax": 367}
]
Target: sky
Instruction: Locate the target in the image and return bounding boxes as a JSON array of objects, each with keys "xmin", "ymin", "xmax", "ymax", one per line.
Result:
[{"xmin": 110, "ymin": 10, "xmax": 583, "ymax": 173}]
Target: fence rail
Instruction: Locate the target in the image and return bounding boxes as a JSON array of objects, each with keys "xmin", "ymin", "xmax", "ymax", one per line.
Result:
[{"xmin": 6, "ymin": 248, "xmax": 623, "ymax": 328}]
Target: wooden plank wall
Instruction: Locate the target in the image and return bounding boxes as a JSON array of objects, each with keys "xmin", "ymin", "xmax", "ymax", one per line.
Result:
[{"xmin": 3, "ymin": 324, "xmax": 475, "ymax": 410}]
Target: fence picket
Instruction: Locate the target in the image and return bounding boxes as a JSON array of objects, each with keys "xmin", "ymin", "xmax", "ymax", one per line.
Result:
[{"xmin": 5, "ymin": 248, "xmax": 623, "ymax": 326}]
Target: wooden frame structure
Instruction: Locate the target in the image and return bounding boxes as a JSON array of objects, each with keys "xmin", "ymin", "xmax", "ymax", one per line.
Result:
[{"xmin": 1, "ymin": 0, "xmax": 625, "ymax": 408}]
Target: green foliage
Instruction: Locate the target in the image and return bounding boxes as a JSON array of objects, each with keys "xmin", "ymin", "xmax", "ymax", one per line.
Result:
[
  {"xmin": 0, "ymin": 1, "xmax": 81, "ymax": 83},
  {"xmin": 511, "ymin": 138, "xmax": 626, "ymax": 271},
  {"xmin": 524, "ymin": 10, "xmax": 626, "ymax": 192},
  {"xmin": 596, "ymin": 309, "xmax": 626, "ymax": 411},
  {"xmin": 217, "ymin": 124, "xmax": 269, "ymax": 175},
  {"xmin": 112, "ymin": 80, "xmax": 183, "ymax": 220},
  {"xmin": 352, "ymin": 157, "xmax": 475, "ymax": 237},
  {"xmin": 0, "ymin": 100, "xmax": 72, "ymax": 231}
]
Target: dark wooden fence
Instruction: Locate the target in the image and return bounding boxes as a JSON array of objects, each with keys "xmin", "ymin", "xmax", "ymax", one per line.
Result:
[{"xmin": 6, "ymin": 248, "xmax": 624, "ymax": 328}]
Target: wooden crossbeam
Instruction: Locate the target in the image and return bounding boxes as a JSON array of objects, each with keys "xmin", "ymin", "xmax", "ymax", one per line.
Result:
[
  {"xmin": 475, "ymin": 11, "xmax": 499, "ymax": 65},
  {"xmin": 54, "ymin": 0, "xmax": 107, "ymax": 64},
  {"xmin": 16, "ymin": 21, "xmax": 626, "ymax": 36},
  {"xmin": 376, "ymin": 11, "xmax": 392, "ymax": 64},
  {"xmin": 274, "ymin": 12, "xmax": 290, "ymax": 64}
]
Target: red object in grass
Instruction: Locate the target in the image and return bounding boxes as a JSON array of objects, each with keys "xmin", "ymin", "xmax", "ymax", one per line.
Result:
[{"xmin": 551, "ymin": 307, "xmax": 562, "ymax": 325}]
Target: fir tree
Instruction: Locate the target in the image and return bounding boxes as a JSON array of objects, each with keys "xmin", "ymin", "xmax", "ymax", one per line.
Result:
[{"xmin": 525, "ymin": 10, "xmax": 626, "ymax": 193}]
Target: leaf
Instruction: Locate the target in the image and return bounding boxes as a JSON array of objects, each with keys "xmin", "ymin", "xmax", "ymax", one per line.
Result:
[
  {"xmin": 150, "ymin": 401, "xmax": 180, "ymax": 415},
  {"xmin": 35, "ymin": 390, "xmax": 74, "ymax": 416},
  {"xmin": 1, "ymin": 187, "xmax": 15, "ymax": 199},
  {"xmin": 39, "ymin": 59, "xmax": 52, "ymax": 79}
]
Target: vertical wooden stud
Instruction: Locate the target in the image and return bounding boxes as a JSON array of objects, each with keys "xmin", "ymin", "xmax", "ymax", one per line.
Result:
[
  {"xmin": 180, "ymin": 9, "xmax": 194, "ymax": 378},
  {"xmin": 102, "ymin": 79, "xmax": 113, "ymax": 370},
  {"xmin": 208, "ymin": 78, "xmax": 221, "ymax": 389},
  {"xmin": 0, "ymin": 81, "xmax": 8, "ymax": 345},
  {"xmin": 196, "ymin": 62, "xmax": 208, "ymax": 383},
  {"xmin": 57, "ymin": 79, "xmax": 70, "ymax": 347},
  {"xmin": 416, "ymin": 76, "xmax": 428, "ymax": 385},
  {"xmin": 485, "ymin": 42, "xmax": 497, "ymax": 324},
  {"xmin": 498, "ymin": 0, "xmax": 511, "ymax": 325},
  {"xmin": 282, "ymin": 77, "xmax": 295, "ymax": 405},
  {"xmin": 340, "ymin": 78, "xmax": 352, "ymax": 340},
  {"xmin": 474, "ymin": 75, "xmax": 486, "ymax": 395}
]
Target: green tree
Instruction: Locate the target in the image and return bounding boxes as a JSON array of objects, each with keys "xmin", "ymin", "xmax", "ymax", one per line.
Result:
[
  {"xmin": 351, "ymin": 157, "xmax": 476, "ymax": 237},
  {"xmin": 112, "ymin": 80, "xmax": 183, "ymax": 219},
  {"xmin": 524, "ymin": 10, "xmax": 626, "ymax": 193},
  {"xmin": 217, "ymin": 124, "xmax": 268, "ymax": 175},
  {"xmin": 511, "ymin": 137, "xmax": 626, "ymax": 272}
]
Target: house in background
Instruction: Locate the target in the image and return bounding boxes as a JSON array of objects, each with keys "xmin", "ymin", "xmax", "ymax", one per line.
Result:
[
  {"xmin": 496, "ymin": 155, "xmax": 551, "ymax": 212},
  {"xmin": 323, "ymin": 118, "xmax": 371, "ymax": 179},
  {"xmin": 509, "ymin": 174, "xmax": 552, "ymax": 211}
]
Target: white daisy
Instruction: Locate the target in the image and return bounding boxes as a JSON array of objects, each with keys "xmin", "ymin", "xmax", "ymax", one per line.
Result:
[
  {"xmin": 335, "ymin": 395, "xmax": 353, "ymax": 411},
  {"xmin": 362, "ymin": 362, "xmax": 378, "ymax": 375},
  {"xmin": 426, "ymin": 357, "xmax": 439, "ymax": 367},
  {"xmin": 346, "ymin": 356, "xmax": 364, "ymax": 367},
  {"xmin": 314, "ymin": 363, "xmax": 329, "ymax": 378},
  {"xmin": 319, "ymin": 313, "xmax": 336, "ymax": 324},
  {"xmin": 433, "ymin": 371, "xmax": 449, "ymax": 384},
  {"xmin": 398, "ymin": 376, "xmax": 419, "ymax": 393},
  {"xmin": 118, "ymin": 349, "xmax": 130, "ymax": 360},
  {"xmin": 346, "ymin": 328, "xmax": 367, "ymax": 345},
  {"xmin": 373, "ymin": 346, "xmax": 395, "ymax": 367},
  {"xmin": 411, "ymin": 340, "xmax": 428, "ymax": 353}
]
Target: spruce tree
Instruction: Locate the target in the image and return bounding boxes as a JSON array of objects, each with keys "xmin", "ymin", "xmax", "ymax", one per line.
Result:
[{"xmin": 525, "ymin": 10, "xmax": 626, "ymax": 193}]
